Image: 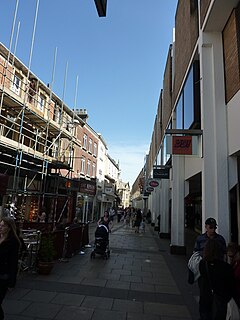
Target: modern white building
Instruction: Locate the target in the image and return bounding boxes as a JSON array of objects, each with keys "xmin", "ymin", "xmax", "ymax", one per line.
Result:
[{"xmin": 133, "ymin": 0, "xmax": 240, "ymax": 253}]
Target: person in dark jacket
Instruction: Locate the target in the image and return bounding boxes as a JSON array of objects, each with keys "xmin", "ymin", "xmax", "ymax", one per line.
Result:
[
  {"xmin": 134, "ymin": 209, "xmax": 142, "ymax": 233},
  {"xmin": 194, "ymin": 218, "xmax": 226, "ymax": 260},
  {"xmin": 227, "ymin": 242, "xmax": 240, "ymax": 310},
  {"xmin": 0, "ymin": 217, "xmax": 20, "ymax": 320},
  {"xmin": 198, "ymin": 238, "xmax": 234, "ymax": 320}
]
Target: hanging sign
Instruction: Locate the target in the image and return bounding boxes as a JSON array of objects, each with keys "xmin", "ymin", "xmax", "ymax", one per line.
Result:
[
  {"xmin": 148, "ymin": 180, "xmax": 159, "ymax": 188},
  {"xmin": 153, "ymin": 168, "xmax": 169, "ymax": 179},
  {"xmin": 172, "ymin": 136, "xmax": 192, "ymax": 155},
  {"xmin": 146, "ymin": 187, "xmax": 154, "ymax": 192}
]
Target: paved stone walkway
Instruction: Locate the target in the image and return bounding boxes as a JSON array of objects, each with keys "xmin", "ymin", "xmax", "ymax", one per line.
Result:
[{"xmin": 3, "ymin": 221, "xmax": 199, "ymax": 320}]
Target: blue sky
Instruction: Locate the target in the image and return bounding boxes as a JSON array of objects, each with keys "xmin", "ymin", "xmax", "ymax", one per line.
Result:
[{"xmin": 0, "ymin": 0, "xmax": 177, "ymax": 186}]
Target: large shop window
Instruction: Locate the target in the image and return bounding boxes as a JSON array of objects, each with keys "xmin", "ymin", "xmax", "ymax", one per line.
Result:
[
  {"xmin": 163, "ymin": 123, "xmax": 171, "ymax": 165},
  {"xmin": 184, "ymin": 67, "xmax": 194, "ymax": 129},
  {"xmin": 175, "ymin": 61, "xmax": 200, "ymax": 130},
  {"xmin": 176, "ymin": 94, "xmax": 183, "ymax": 129}
]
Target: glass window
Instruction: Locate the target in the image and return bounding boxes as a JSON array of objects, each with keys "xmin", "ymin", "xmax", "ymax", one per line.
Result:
[
  {"xmin": 53, "ymin": 102, "xmax": 61, "ymax": 123},
  {"xmin": 12, "ymin": 73, "xmax": 21, "ymax": 95},
  {"xmin": 87, "ymin": 160, "xmax": 91, "ymax": 175},
  {"xmin": 83, "ymin": 134, "xmax": 87, "ymax": 149},
  {"xmin": 184, "ymin": 67, "xmax": 194, "ymax": 129},
  {"xmin": 38, "ymin": 95, "xmax": 45, "ymax": 112},
  {"xmin": 176, "ymin": 94, "xmax": 183, "ymax": 129},
  {"xmin": 93, "ymin": 142, "xmax": 97, "ymax": 156},
  {"xmin": 89, "ymin": 138, "xmax": 92, "ymax": 153},
  {"xmin": 163, "ymin": 136, "xmax": 170, "ymax": 165},
  {"xmin": 92, "ymin": 163, "xmax": 96, "ymax": 177},
  {"xmin": 81, "ymin": 157, "xmax": 85, "ymax": 173}
]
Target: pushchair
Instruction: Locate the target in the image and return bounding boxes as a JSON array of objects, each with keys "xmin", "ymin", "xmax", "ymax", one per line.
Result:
[{"xmin": 90, "ymin": 224, "xmax": 110, "ymax": 259}]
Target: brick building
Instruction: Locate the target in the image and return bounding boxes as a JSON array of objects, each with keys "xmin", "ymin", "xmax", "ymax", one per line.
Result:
[{"xmin": 0, "ymin": 42, "xmax": 122, "ymax": 225}]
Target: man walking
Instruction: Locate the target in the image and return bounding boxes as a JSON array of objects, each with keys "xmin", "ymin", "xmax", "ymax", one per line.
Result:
[
  {"xmin": 194, "ymin": 217, "xmax": 227, "ymax": 320},
  {"xmin": 194, "ymin": 217, "xmax": 226, "ymax": 260}
]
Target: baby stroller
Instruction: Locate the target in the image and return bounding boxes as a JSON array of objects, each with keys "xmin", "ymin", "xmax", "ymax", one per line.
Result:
[{"xmin": 90, "ymin": 224, "xmax": 110, "ymax": 259}]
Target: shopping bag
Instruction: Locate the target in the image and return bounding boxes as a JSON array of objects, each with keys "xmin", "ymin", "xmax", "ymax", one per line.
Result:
[
  {"xmin": 187, "ymin": 251, "xmax": 202, "ymax": 283},
  {"xmin": 226, "ymin": 298, "xmax": 239, "ymax": 320}
]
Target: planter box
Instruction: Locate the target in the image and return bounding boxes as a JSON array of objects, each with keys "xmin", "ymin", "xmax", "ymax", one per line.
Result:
[{"xmin": 38, "ymin": 261, "xmax": 54, "ymax": 275}]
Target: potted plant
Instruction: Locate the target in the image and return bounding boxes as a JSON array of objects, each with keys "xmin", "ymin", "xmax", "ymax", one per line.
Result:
[{"xmin": 37, "ymin": 232, "xmax": 56, "ymax": 275}]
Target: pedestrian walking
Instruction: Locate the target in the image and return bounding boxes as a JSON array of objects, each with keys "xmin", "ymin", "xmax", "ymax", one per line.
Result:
[
  {"xmin": 146, "ymin": 209, "xmax": 151, "ymax": 224},
  {"xmin": 198, "ymin": 239, "xmax": 234, "ymax": 320},
  {"xmin": 98, "ymin": 211, "xmax": 113, "ymax": 231},
  {"xmin": 227, "ymin": 242, "xmax": 240, "ymax": 312},
  {"xmin": 0, "ymin": 217, "xmax": 20, "ymax": 320},
  {"xmin": 194, "ymin": 218, "xmax": 226, "ymax": 260},
  {"xmin": 193, "ymin": 218, "xmax": 227, "ymax": 320},
  {"xmin": 134, "ymin": 209, "xmax": 142, "ymax": 233}
]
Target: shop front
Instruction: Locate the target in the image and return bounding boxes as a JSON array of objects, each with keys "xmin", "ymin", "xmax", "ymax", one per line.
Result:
[{"xmin": 75, "ymin": 178, "xmax": 96, "ymax": 223}]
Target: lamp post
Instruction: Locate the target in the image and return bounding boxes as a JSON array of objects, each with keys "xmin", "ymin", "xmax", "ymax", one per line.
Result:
[
  {"xmin": 83, "ymin": 195, "xmax": 88, "ymax": 223},
  {"xmin": 94, "ymin": 0, "xmax": 107, "ymax": 17}
]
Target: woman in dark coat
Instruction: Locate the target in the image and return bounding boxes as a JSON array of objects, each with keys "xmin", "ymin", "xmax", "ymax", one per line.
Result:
[
  {"xmin": 134, "ymin": 209, "xmax": 142, "ymax": 233},
  {"xmin": 198, "ymin": 238, "xmax": 234, "ymax": 320},
  {"xmin": 0, "ymin": 217, "xmax": 20, "ymax": 319}
]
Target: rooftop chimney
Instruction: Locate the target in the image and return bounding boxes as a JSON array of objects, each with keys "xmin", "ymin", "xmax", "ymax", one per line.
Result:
[{"xmin": 75, "ymin": 108, "xmax": 88, "ymax": 122}]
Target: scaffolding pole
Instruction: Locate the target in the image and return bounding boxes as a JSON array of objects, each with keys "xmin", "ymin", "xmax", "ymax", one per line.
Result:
[
  {"xmin": 40, "ymin": 47, "xmax": 58, "ymax": 210},
  {"xmin": 12, "ymin": 0, "xmax": 40, "ymax": 197},
  {"xmin": 0, "ymin": 0, "xmax": 20, "ymax": 114},
  {"xmin": 52, "ymin": 60, "xmax": 69, "ymax": 228}
]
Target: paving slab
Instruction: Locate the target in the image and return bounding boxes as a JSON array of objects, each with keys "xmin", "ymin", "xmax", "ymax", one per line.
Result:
[
  {"xmin": 4, "ymin": 221, "xmax": 199, "ymax": 320},
  {"xmin": 51, "ymin": 292, "xmax": 85, "ymax": 306},
  {"xmin": 55, "ymin": 305, "xmax": 94, "ymax": 320},
  {"xmin": 81, "ymin": 296, "xmax": 113, "ymax": 310},
  {"xmin": 91, "ymin": 309, "xmax": 126, "ymax": 320},
  {"xmin": 23, "ymin": 301, "xmax": 62, "ymax": 319}
]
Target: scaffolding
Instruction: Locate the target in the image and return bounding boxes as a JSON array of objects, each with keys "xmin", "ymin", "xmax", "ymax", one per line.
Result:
[{"xmin": 0, "ymin": 42, "xmax": 84, "ymax": 224}]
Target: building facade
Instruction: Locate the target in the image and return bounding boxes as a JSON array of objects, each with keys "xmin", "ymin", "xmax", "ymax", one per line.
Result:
[
  {"xmin": 117, "ymin": 180, "xmax": 131, "ymax": 209},
  {"xmin": 0, "ymin": 42, "xmax": 121, "ymax": 226},
  {"xmin": 132, "ymin": 0, "xmax": 240, "ymax": 253}
]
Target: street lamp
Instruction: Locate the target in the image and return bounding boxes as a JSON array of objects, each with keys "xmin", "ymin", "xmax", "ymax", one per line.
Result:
[
  {"xmin": 94, "ymin": 0, "xmax": 107, "ymax": 17},
  {"xmin": 83, "ymin": 195, "xmax": 89, "ymax": 223}
]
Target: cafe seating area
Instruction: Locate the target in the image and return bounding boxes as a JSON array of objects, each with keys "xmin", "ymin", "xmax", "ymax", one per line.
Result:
[{"xmin": 17, "ymin": 222, "xmax": 90, "ymax": 274}]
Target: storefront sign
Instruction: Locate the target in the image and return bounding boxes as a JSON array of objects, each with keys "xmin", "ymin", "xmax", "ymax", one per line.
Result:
[
  {"xmin": 79, "ymin": 181, "xmax": 96, "ymax": 195},
  {"xmin": 146, "ymin": 187, "xmax": 154, "ymax": 192},
  {"xmin": 148, "ymin": 180, "xmax": 159, "ymax": 188},
  {"xmin": 153, "ymin": 168, "xmax": 169, "ymax": 179},
  {"xmin": 105, "ymin": 187, "xmax": 113, "ymax": 193},
  {"xmin": 172, "ymin": 136, "xmax": 192, "ymax": 155}
]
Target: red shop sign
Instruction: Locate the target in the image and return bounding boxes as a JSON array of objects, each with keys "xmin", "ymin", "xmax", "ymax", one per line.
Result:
[
  {"xmin": 172, "ymin": 136, "xmax": 192, "ymax": 155},
  {"xmin": 149, "ymin": 180, "xmax": 159, "ymax": 188}
]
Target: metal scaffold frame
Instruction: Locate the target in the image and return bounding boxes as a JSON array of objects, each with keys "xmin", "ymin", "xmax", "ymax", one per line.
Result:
[{"xmin": 0, "ymin": 0, "xmax": 82, "ymax": 225}]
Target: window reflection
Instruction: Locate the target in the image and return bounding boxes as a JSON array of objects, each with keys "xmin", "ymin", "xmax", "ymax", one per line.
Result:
[
  {"xmin": 184, "ymin": 67, "xmax": 194, "ymax": 129},
  {"xmin": 176, "ymin": 94, "xmax": 183, "ymax": 129}
]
